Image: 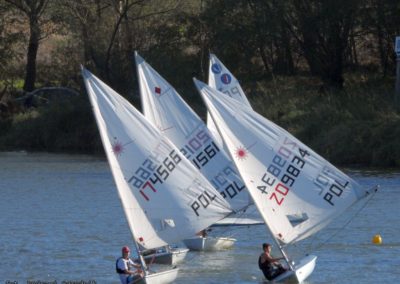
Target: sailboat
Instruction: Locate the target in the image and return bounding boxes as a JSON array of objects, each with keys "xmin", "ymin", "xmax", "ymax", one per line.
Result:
[
  {"xmin": 207, "ymin": 53, "xmax": 252, "ymax": 145},
  {"xmin": 135, "ymin": 52, "xmax": 255, "ymax": 251},
  {"xmin": 208, "ymin": 53, "xmax": 308, "ymax": 225},
  {"xmin": 81, "ymin": 67, "xmax": 234, "ymax": 283},
  {"xmin": 194, "ymin": 78, "xmax": 378, "ymax": 283}
]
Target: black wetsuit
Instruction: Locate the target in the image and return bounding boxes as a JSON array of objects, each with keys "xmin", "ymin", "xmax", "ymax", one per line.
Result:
[{"xmin": 258, "ymin": 255, "xmax": 286, "ymax": 281}]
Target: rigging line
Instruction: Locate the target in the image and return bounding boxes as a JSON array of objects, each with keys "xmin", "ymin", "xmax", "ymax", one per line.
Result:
[
  {"xmin": 215, "ymin": 210, "xmax": 248, "ymax": 237},
  {"xmin": 226, "ymin": 203, "xmax": 253, "ymax": 219},
  {"xmin": 288, "ymin": 185, "xmax": 379, "ymax": 247},
  {"xmin": 308, "ymin": 188, "xmax": 377, "ymax": 252},
  {"xmin": 212, "ymin": 208, "xmax": 258, "ymax": 237}
]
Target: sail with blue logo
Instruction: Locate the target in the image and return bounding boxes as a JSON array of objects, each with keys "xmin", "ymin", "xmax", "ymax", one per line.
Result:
[{"xmin": 207, "ymin": 54, "xmax": 252, "ymax": 145}]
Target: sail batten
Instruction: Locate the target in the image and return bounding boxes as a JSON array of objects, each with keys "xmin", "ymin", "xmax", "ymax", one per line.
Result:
[
  {"xmin": 195, "ymin": 79, "xmax": 371, "ymax": 245},
  {"xmin": 82, "ymin": 68, "xmax": 232, "ymax": 251}
]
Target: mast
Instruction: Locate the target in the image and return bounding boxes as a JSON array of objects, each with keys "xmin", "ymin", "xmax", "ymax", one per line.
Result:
[
  {"xmin": 133, "ymin": 240, "xmax": 148, "ymax": 275},
  {"xmin": 268, "ymin": 230, "xmax": 294, "ymax": 270},
  {"xmin": 198, "ymin": 77, "xmax": 294, "ymax": 270},
  {"xmin": 82, "ymin": 66, "xmax": 148, "ymax": 274},
  {"xmin": 135, "ymin": 53, "xmax": 251, "ymax": 215},
  {"xmin": 133, "ymin": 52, "xmax": 156, "ymax": 273},
  {"xmin": 134, "ymin": 51, "xmax": 145, "ymax": 115},
  {"xmin": 83, "ymin": 69, "xmax": 234, "ymax": 282}
]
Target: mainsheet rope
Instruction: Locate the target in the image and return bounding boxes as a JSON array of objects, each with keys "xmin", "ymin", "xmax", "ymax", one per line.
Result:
[{"xmin": 305, "ymin": 186, "xmax": 378, "ymax": 252}]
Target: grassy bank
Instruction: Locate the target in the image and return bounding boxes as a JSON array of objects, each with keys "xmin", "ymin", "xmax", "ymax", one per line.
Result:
[
  {"xmin": 0, "ymin": 94, "xmax": 103, "ymax": 154},
  {"xmin": 248, "ymin": 73, "xmax": 400, "ymax": 167},
  {"xmin": 1, "ymin": 73, "xmax": 399, "ymax": 167}
]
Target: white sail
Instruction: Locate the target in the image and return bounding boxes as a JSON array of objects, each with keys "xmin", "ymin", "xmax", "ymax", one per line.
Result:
[
  {"xmin": 207, "ymin": 54, "xmax": 252, "ymax": 144},
  {"xmin": 135, "ymin": 53, "xmax": 251, "ymax": 212},
  {"xmin": 208, "ymin": 54, "xmax": 309, "ymax": 225},
  {"xmin": 208, "ymin": 53, "xmax": 251, "ymax": 106},
  {"xmin": 194, "ymin": 79, "xmax": 372, "ymax": 245},
  {"xmin": 82, "ymin": 68, "xmax": 232, "ymax": 251}
]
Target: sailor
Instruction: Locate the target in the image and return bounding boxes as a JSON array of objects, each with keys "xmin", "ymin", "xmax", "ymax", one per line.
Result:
[
  {"xmin": 258, "ymin": 243, "xmax": 287, "ymax": 281},
  {"xmin": 116, "ymin": 246, "xmax": 143, "ymax": 284},
  {"xmin": 196, "ymin": 229, "xmax": 208, "ymax": 238}
]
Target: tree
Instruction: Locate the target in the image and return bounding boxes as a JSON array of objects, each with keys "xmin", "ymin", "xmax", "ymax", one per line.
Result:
[
  {"xmin": 195, "ymin": 0, "xmax": 265, "ymax": 79},
  {"xmin": 59, "ymin": 0, "xmax": 182, "ymax": 94},
  {"xmin": 5, "ymin": 0, "xmax": 50, "ymax": 92},
  {"xmin": 192, "ymin": 0, "xmax": 296, "ymax": 81},
  {"xmin": 361, "ymin": 0, "xmax": 400, "ymax": 76},
  {"xmin": 0, "ymin": 3, "xmax": 23, "ymax": 85},
  {"xmin": 287, "ymin": 0, "xmax": 361, "ymax": 90},
  {"xmin": 247, "ymin": 0, "xmax": 295, "ymax": 76}
]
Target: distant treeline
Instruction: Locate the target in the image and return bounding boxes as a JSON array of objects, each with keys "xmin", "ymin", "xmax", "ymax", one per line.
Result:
[{"xmin": 0, "ymin": 0, "xmax": 400, "ymax": 167}]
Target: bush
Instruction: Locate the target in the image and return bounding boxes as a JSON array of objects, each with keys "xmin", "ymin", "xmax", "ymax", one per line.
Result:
[
  {"xmin": 0, "ymin": 93, "xmax": 102, "ymax": 153},
  {"xmin": 246, "ymin": 72, "xmax": 400, "ymax": 167}
]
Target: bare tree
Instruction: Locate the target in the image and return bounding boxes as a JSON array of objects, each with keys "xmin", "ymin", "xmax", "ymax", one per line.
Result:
[
  {"xmin": 248, "ymin": 0, "xmax": 295, "ymax": 76},
  {"xmin": 287, "ymin": 0, "xmax": 361, "ymax": 90},
  {"xmin": 364, "ymin": 0, "xmax": 400, "ymax": 76},
  {"xmin": 5, "ymin": 0, "xmax": 49, "ymax": 92}
]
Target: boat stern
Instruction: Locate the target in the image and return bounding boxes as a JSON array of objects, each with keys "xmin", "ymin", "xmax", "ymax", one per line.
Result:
[
  {"xmin": 144, "ymin": 266, "xmax": 179, "ymax": 284},
  {"xmin": 294, "ymin": 254, "xmax": 317, "ymax": 283}
]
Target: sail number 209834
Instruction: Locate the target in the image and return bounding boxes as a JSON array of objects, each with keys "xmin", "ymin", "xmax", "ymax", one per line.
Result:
[{"xmin": 256, "ymin": 137, "xmax": 308, "ymax": 206}]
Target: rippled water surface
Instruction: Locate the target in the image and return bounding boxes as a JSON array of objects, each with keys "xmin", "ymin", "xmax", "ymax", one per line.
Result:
[{"xmin": 0, "ymin": 152, "xmax": 399, "ymax": 283}]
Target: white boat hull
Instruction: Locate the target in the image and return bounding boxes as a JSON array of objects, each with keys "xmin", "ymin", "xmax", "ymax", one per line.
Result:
[
  {"xmin": 212, "ymin": 217, "xmax": 264, "ymax": 227},
  {"xmin": 183, "ymin": 236, "xmax": 236, "ymax": 251},
  {"xmin": 143, "ymin": 247, "xmax": 189, "ymax": 265},
  {"xmin": 272, "ymin": 255, "xmax": 317, "ymax": 283},
  {"xmin": 140, "ymin": 267, "xmax": 178, "ymax": 284}
]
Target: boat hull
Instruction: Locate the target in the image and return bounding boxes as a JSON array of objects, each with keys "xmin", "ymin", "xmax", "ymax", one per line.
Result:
[
  {"xmin": 143, "ymin": 247, "xmax": 189, "ymax": 265},
  {"xmin": 139, "ymin": 267, "xmax": 179, "ymax": 284},
  {"xmin": 183, "ymin": 236, "xmax": 236, "ymax": 251},
  {"xmin": 272, "ymin": 255, "xmax": 317, "ymax": 283}
]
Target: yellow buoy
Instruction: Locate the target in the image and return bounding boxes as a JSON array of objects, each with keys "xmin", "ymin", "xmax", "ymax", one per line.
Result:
[{"xmin": 372, "ymin": 234, "xmax": 382, "ymax": 245}]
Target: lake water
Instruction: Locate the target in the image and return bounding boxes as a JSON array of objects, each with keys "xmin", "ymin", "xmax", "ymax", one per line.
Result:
[{"xmin": 0, "ymin": 152, "xmax": 399, "ymax": 283}]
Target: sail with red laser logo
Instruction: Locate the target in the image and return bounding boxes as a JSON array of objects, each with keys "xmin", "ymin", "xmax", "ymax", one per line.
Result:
[
  {"xmin": 194, "ymin": 78, "xmax": 377, "ymax": 282},
  {"xmin": 208, "ymin": 53, "xmax": 308, "ymax": 225},
  {"xmin": 82, "ymin": 68, "xmax": 232, "ymax": 252}
]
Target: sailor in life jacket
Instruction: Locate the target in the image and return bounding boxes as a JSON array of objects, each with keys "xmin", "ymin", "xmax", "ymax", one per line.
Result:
[
  {"xmin": 258, "ymin": 243, "xmax": 287, "ymax": 281},
  {"xmin": 116, "ymin": 246, "xmax": 143, "ymax": 284}
]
